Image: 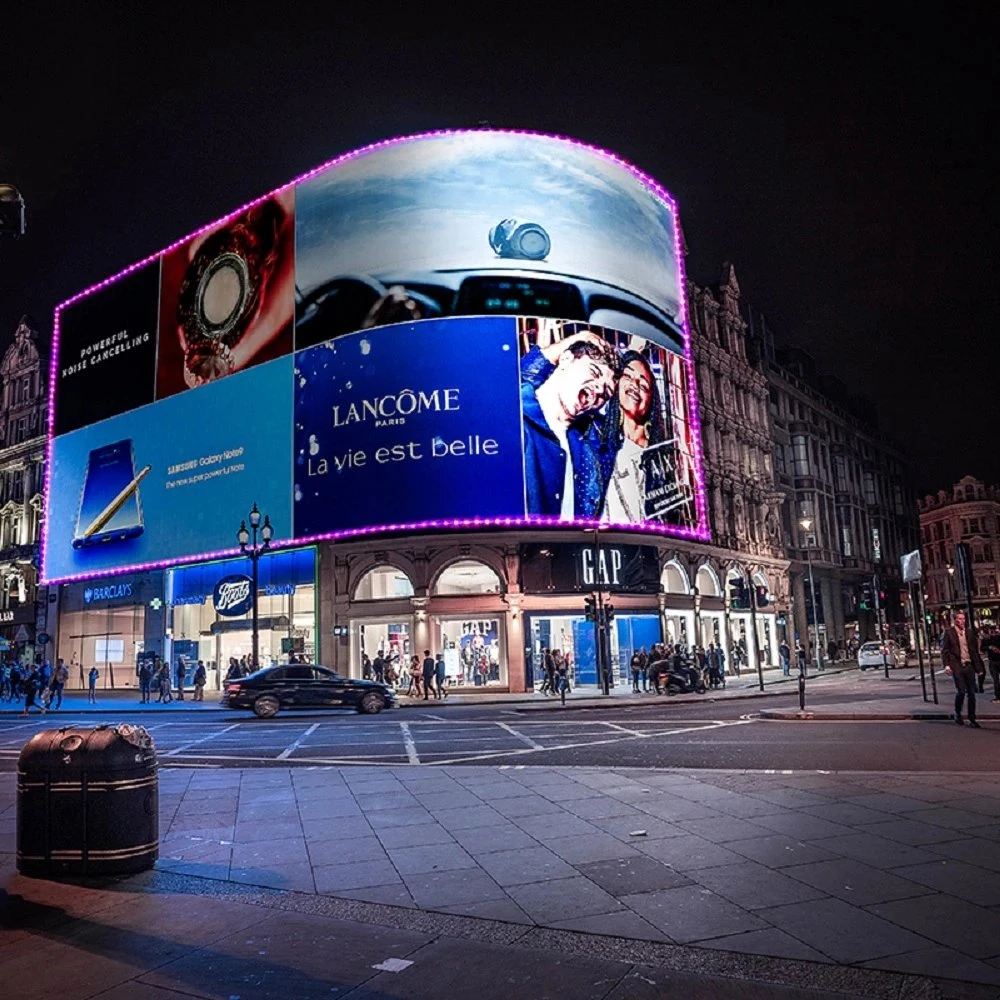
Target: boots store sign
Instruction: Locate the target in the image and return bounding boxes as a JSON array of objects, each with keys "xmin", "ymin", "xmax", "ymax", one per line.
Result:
[{"xmin": 212, "ymin": 575, "xmax": 254, "ymax": 617}]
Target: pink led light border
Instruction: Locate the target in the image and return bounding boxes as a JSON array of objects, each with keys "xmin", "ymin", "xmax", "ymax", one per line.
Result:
[{"xmin": 42, "ymin": 129, "xmax": 712, "ymax": 585}]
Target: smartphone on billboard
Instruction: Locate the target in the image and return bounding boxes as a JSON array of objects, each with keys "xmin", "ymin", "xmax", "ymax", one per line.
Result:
[{"xmin": 73, "ymin": 440, "xmax": 148, "ymax": 549}]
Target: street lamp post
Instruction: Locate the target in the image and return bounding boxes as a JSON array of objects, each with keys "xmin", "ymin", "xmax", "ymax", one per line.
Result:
[
  {"xmin": 238, "ymin": 503, "xmax": 272, "ymax": 671},
  {"xmin": 799, "ymin": 518, "xmax": 822, "ymax": 675},
  {"xmin": 586, "ymin": 526, "xmax": 610, "ymax": 695}
]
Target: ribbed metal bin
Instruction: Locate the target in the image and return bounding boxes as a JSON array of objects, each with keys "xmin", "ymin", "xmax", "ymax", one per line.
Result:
[{"xmin": 17, "ymin": 724, "xmax": 158, "ymax": 877}]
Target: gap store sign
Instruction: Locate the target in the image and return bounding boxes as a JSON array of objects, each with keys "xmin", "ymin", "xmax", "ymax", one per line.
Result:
[{"xmin": 43, "ymin": 131, "xmax": 708, "ymax": 583}]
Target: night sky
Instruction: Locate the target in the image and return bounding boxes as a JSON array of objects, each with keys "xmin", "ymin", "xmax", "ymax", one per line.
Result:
[{"xmin": 1, "ymin": 6, "xmax": 994, "ymax": 493}]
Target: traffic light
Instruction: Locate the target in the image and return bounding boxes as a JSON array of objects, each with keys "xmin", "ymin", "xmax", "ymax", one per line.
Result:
[
  {"xmin": 584, "ymin": 596, "xmax": 597, "ymax": 622},
  {"xmin": 859, "ymin": 582, "xmax": 873, "ymax": 610},
  {"xmin": 755, "ymin": 586, "xmax": 769, "ymax": 608},
  {"xmin": 729, "ymin": 579, "xmax": 750, "ymax": 610},
  {"xmin": 604, "ymin": 604, "xmax": 615, "ymax": 624}
]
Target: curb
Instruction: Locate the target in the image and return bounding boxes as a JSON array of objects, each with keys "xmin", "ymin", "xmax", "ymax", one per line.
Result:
[{"xmin": 761, "ymin": 708, "xmax": 1000, "ymax": 722}]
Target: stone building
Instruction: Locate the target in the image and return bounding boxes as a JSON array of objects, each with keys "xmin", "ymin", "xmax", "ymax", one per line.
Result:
[
  {"xmin": 759, "ymin": 335, "xmax": 920, "ymax": 657},
  {"xmin": 918, "ymin": 476, "xmax": 1000, "ymax": 627},
  {"xmin": 0, "ymin": 315, "xmax": 48, "ymax": 655}
]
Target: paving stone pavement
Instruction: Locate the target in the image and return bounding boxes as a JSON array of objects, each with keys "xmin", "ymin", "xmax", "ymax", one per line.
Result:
[{"xmin": 3, "ymin": 764, "xmax": 1000, "ymax": 998}]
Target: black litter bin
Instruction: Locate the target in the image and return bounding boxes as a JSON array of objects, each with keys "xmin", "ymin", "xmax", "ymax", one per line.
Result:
[{"xmin": 17, "ymin": 724, "xmax": 158, "ymax": 877}]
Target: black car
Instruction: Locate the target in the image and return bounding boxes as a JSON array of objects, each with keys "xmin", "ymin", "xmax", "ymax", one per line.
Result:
[{"xmin": 222, "ymin": 664, "xmax": 395, "ymax": 718}]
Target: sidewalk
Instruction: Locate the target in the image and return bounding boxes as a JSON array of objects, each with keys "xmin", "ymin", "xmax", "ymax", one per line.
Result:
[
  {"xmin": 4, "ymin": 763, "xmax": 1000, "ymax": 997},
  {"xmin": 0, "ymin": 664, "xmax": 859, "ymax": 716}
]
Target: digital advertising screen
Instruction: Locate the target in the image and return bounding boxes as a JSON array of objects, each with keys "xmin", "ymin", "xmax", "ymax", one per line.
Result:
[{"xmin": 43, "ymin": 131, "xmax": 708, "ymax": 583}]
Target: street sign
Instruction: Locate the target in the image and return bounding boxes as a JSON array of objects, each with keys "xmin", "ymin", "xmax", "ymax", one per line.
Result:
[
  {"xmin": 14, "ymin": 625, "xmax": 30, "ymax": 643},
  {"xmin": 901, "ymin": 550, "xmax": 922, "ymax": 583},
  {"xmin": 37, "ymin": 632, "xmax": 51, "ymax": 645}
]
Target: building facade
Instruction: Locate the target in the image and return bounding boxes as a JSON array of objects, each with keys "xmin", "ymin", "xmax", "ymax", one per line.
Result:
[
  {"xmin": 919, "ymin": 476, "xmax": 1000, "ymax": 628},
  {"xmin": 0, "ymin": 315, "xmax": 48, "ymax": 658},
  {"xmin": 761, "ymin": 336, "xmax": 920, "ymax": 656},
  {"xmin": 44, "ymin": 263, "xmax": 794, "ymax": 693}
]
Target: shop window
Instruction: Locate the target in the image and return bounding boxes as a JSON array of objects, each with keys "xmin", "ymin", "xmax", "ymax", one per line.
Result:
[
  {"xmin": 433, "ymin": 560, "xmax": 502, "ymax": 596},
  {"xmin": 354, "ymin": 565, "xmax": 414, "ymax": 600}
]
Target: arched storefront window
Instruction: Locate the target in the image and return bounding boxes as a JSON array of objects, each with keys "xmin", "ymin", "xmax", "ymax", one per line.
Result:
[
  {"xmin": 432, "ymin": 560, "xmax": 502, "ymax": 596},
  {"xmin": 695, "ymin": 564, "xmax": 722, "ymax": 598},
  {"xmin": 353, "ymin": 565, "xmax": 414, "ymax": 601},
  {"xmin": 431, "ymin": 560, "xmax": 505, "ymax": 688},
  {"xmin": 661, "ymin": 561, "xmax": 690, "ymax": 595}
]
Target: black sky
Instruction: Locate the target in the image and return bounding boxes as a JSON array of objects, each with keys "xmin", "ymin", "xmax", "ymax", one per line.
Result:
[{"xmin": 1, "ymin": 4, "xmax": 995, "ymax": 493}]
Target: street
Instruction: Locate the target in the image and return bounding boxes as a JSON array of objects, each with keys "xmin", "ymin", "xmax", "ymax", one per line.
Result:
[{"xmin": 1, "ymin": 670, "xmax": 995, "ymax": 772}]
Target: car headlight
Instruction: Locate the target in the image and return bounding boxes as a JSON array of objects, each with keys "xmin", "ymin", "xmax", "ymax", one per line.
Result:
[{"xmin": 488, "ymin": 218, "xmax": 551, "ymax": 261}]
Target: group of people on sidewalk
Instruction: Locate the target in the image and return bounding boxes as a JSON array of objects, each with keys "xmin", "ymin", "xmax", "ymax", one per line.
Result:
[
  {"xmin": 1, "ymin": 658, "xmax": 80, "ymax": 715},
  {"xmin": 362, "ymin": 650, "xmax": 450, "ymax": 700},
  {"xmin": 137, "ymin": 656, "xmax": 209, "ymax": 704},
  {"xmin": 629, "ymin": 643, "xmax": 726, "ymax": 694}
]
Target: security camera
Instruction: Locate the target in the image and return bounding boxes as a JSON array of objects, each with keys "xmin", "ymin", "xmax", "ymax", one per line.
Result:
[
  {"xmin": 0, "ymin": 184, "xmax": 26, "ymax": 238},
  {"xmin": 488, "ymin": 218, "xmax": 550, "ymax": 261}
]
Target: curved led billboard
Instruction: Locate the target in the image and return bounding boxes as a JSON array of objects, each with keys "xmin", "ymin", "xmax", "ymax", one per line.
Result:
[{"xmin": 43, "ymin": 131, "xmax": 708, "ymax": 583}]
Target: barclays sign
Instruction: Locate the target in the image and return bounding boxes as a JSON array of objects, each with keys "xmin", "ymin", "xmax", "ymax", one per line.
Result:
[
  {"xmin": 84, "ymin": 582, "xmax": 134, "ymax": 604},
  {"xmin": 212, "ymin": 575, "xmax": 254, "ymax": 617}
]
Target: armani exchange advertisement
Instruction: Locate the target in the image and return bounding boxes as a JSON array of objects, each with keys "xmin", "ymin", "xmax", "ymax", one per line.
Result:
[{"xmin": 44, "ymin": 131, "xmax": 707, "ymax": 582}]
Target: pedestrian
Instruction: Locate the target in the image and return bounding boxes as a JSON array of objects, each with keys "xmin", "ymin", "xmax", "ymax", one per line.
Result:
[
  {"xmin": 630, "ymin": 649, "xmax": 642, "ymax": 693},
  {"xmin": 175, "ymin": 658, "xmax": 187, "ymax": 700},
  {"xmin": 421, "ymin": 649, "xmax": 435, "ymax": 700},
  {"xmin": 795, "ymin": 641, "xmax": 807, "ymax": 674},
  {"xmin": 827, "ymin": 639, "xmax": 839, "ymax": 664},
  {"xmin": 940, "ymin": 610, "xmax": 984, "ymax": 728},
  {"xmin": 361, "ymin": 653, "xmax": 372, "ymax": 680},
  {"xmin": 87, "ymin": 666, "xmax": 99, "ymax": 703},
  {"xmin": 637, "ymin": 646, "xmax": 649, "ymax": 692},
  {"xmin": 980, "ymin": 624, "xmax": 1000, "ymax": 704},
  {"xmin": 193, "ymin": 660, "xmax": 207, "ymax": 701},
  {"xmin": 48, "ymin": 658, "xmax": 69, "ymax": 710},
  {"xmin": 435, "ymin": 652, "xmax": 448, "ymax": 698},
  {"xmin": 157, "ymin": 659, "xmax": 172, "ymax": 703},
  {"xmin": 407, "ymin": 654, "xmax": 422, "ymax": 697},
  {"xmin": 541, "ymin": 648, "xmax": 556, "ymax": 695},
  {"xmin": 21, "ymin": 668, "xmax": 45, "ymax": 717},
  {"xmin": 138, "ymin": 659, "xmax": 152, "ymax": 703},
  {"xmin": 779, "ymin": 639, "xmax": 791, "ymax": 677},
  {"xmin": 373, "ymin": 653, "xmax": 385, "ymax": 684},
  {"xmin": 556, "ymin": 654, "xmax": 570, "ymax": 705},
  {"xmin": 225, "ymin": 657, "xmax": 241, "ymax": 682}
]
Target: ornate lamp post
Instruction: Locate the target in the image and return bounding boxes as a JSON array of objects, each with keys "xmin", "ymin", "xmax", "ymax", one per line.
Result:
[
  {"xmin": 237, "ymin": 503, "xmax": 272, "ymax": 670},
  {"xmin": 799, "ymin": 518, "xmax": 822, "ymax": 675}
]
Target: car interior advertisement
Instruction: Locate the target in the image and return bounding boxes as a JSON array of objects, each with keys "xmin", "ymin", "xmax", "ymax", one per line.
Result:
[
  {"xmin": 43, "ymin": 130, "xmax": 707, "ymax": 583},
  {"xmin": 292, "ymin": 132, "xmax": 684, "ymax": 354}
]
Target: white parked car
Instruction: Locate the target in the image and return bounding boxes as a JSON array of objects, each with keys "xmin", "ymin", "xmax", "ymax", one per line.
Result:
[{"xmin": 857, "ymin": 640, "xmax": 907, "ymax": 670}]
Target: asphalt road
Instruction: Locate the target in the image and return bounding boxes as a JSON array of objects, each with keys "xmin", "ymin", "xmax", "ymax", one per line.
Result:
[{"xmin": 0, "ymin": 677, "xmax": 995, "ymax": 772}]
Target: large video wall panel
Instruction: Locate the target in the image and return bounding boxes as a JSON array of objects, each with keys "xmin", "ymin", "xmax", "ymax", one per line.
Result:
[{"xmin": 43, "ymin": 131, "xmax": 709, "ymax": 583}]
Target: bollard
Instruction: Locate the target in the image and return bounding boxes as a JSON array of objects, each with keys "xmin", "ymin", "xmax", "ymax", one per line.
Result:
[{"xmin": 798, "ymin": 672, "xmax": 806, "ymax": 711}]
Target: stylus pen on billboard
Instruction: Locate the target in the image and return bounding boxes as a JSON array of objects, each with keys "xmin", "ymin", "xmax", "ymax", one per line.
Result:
[{"xmin": 83, "ymin": 465, "xmax": 151, "ymax": 539}]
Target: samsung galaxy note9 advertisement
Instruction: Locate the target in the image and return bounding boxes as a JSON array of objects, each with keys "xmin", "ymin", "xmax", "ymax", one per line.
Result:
[
  {"xmin": 45, "ymin": 357, "xmax": 294, "ymax": 580},
  {"xmin": 44, "ymin": 130, "xmax": 707, "ymax": 582}
]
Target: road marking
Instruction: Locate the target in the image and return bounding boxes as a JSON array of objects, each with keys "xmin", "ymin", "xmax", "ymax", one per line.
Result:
[
  {"xmin": 400, "ymin": 722, "xmax": 420, "ymax": 765},
  {"xmin": 602, "ymin": 722, "xmax": 648, "ymax": 736},
  {"xmin": 164, "ymin": 723, "xmax": 241, "ymax": 757},
  {"xmin": 277, "ymin": 722, "xmax": 321, "ymax": 760},
  {"xmin": 496, "ymin": 721, "xmax": 544, "ymax": 750}
]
